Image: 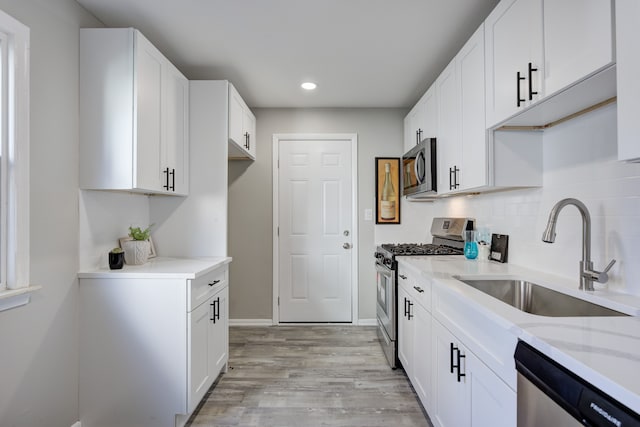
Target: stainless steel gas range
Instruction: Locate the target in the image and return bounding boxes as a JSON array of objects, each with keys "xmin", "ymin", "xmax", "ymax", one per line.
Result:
[{"xmin": 375, "ymin": 217, "xmax": 475, "ymax": 369}]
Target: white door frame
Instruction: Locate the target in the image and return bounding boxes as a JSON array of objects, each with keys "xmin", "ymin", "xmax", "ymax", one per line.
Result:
[{"xmin": 272, "ymin": 133, "xmax": 359, "ymax": 325}]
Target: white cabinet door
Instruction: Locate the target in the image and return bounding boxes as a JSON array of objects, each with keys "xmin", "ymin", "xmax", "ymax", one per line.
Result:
[
  {"xmin": 436, "ymin": 58, "xmax": 460, "ymax": 194},
  {"xmin": 543, "ymin": 0, "xmax": 613, "ymax": 97},
  {"xmin": 485, "ymin": 0, "xmax": 543, "ymax": 127},
  {"xmin": 411, "ymin": 301, "xmax": 432, "ymax": 413},
  {"xmin": 243, "ymin": 107, "xmax": 257, "ymax": 159},
  {"xmin": 397, "ymin": 285, "xmax": 413, "ymax": 376},
  {"xmin": 616, "ymin": 0, "xmax": 640, "ymax": 162},
  {"xmin": 228, "ymin": 83, "xmax": 256, "ymax": 160},
  {"xmin": 457, "ymin": 24, "xmax": 487, "ymax": 192},
  {"xmin": 468, "ymin": 348, "xmax": 516, "ymax": 427},
  {"xmin": 431, "ymin": 320, "xmax": 470, "ymax": 427},
  {"xmin": 209, "ymin": 285, "xmax": 229, "ymax": 377},
  {"xmin": 188, "ymin": 298, "xmax": 212, "ymax": 413},
  {"xmin": 403, "ymin": 86, "xmax": 437, "ymax": 154},
  {"xmin": 134, "ymin": 32, "xmax": 164, "ymax": 193},
  {"xmin": 162, "ymin": 63, "xmax": 189, "ymax": 195}
]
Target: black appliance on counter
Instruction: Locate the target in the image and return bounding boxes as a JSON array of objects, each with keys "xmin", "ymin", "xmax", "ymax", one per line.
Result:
[{"xmin": 375, "ymin": 217, "xmax": 475, "ymax": 369}]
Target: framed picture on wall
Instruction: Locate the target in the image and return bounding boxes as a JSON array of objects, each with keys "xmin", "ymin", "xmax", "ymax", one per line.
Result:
[{"xmin": 375, "ymin": 157, "xmax": 400, "ymax": 224}]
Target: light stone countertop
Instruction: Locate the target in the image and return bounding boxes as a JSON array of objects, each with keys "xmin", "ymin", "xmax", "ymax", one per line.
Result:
[
  {"xmin": 78, "ymin": 256, "xmax": 232, "ymax": 279},
  {"xmin": 398, "ymin": 256, "xmax": 640, "ymax": 414}
]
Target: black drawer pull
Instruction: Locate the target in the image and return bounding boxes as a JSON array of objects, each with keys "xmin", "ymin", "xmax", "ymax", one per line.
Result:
[
  {"xmin": 208, "ymin": 279, "xmax": 221, "ymax": 287},
  {"xmin": 413, "ymin": 286, "xmax": 424, "ymax": 293}
]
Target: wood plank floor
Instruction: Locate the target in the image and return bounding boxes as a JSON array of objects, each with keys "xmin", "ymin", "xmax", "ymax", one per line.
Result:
[{"xmin": 186, "ymin": 326, "xmax": 433, "ymax": 427}]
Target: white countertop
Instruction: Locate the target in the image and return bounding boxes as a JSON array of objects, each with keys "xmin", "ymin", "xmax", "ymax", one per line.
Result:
[
  {"xmin": 398, "ymin": 256, "xmax": 640, "ymax": 413},
  {"xmin": 78, "ymin": 256, "xmax": 232, "ymax": 279}
]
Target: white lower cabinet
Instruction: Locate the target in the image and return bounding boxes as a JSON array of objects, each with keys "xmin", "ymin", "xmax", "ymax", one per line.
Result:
[
  {"xmin": 188, "ymin": 284, "xmax": 228, "ymax": 413},
  {"xmin": 397, "ymin": 260, "xmax": 516, "ymax": 427},
  {"xmin": 79, "ymin": 261, "xmax": 229, "ymax": 427},
  {"xmin": 398, "ymin": 265, "xmax": 433, "ymax": 414},
  {"xmin": 431, "ymin": 320, "xmax": 516, "ymax": 427}
]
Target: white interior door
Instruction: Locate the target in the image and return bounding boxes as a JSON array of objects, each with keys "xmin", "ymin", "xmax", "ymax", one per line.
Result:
[{"xmin": 277, "ymin": 136, "xmax": 354, "ymax": 322}]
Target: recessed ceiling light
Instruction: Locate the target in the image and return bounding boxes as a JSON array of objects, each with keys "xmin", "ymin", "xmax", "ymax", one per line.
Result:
[{"xmin": 301, "ymin": 82, "xmax": 317, "ymax": 90}]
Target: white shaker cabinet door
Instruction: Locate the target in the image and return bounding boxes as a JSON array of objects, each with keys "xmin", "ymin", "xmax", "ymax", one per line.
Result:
[
  {"xmin": 485, "ymin": 0, "xmax": 543, "ymax": 128},
  {"xmin": 188, "ymin": 297, "xmax": 213, "ymax": 413},
  {"xmin": 617, "ymin": 0, "xmax": 640, "ymax": 162},
  {"xmin": 133, "ymin": 32, "xmax": 164, "ymax": 192},
  {"xmin": 543, "ymin": 0, "xmax": 613, "ymax": 97}
]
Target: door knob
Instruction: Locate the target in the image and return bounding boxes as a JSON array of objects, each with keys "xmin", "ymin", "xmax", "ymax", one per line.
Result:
[{"xmin": 343, "ymin": 243, "xmax": 352, "ymax": 249}]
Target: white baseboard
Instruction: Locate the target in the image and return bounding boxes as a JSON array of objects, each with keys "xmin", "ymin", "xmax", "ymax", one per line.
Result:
[
  {"xmin": 229, "ymin": 319, "xmax": 376, "ymax": 326},
  {"xmin": 71, "ymin": 422, "xmax": 81, "ymax": 427},
  {"xmin": 229, "ymin": 318, "xmax": 274, "ymax": 326}
]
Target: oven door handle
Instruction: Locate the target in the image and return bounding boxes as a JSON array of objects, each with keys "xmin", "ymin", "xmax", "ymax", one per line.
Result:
[{"xmin": 375, "ymin": 262, "xmax": 393, "ymax": 277}]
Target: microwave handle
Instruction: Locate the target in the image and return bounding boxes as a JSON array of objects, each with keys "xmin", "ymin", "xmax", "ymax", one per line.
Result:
[{"xmin": 414, "ymin": 151, "xmax": 425, "ymax": 184}]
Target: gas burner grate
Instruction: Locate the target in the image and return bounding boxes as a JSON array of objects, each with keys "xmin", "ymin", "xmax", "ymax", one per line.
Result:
[{"xmin": 380, "ymin": 243, "xmax": 462, "ymax": 256}]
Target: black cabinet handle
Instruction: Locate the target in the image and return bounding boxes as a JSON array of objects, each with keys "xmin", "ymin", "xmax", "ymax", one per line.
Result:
[
  {"xmin": 404, "ymin": 297, "xmax": 409, "ymax": 318},
  {"xmin": 407, "ymin": 300, "xmax": 413, "ymax": 320},
  {"xmin": 208, "ymin": 279, "xmax": 221, "ymax": 287},
  {"xmin": 453, "ymin": 166, "xmax": 459, "ymax": 189},
  {"xmin": 418, "ymin": 128, "xmax": 423, "ymax": 143},
  {"xmin": 449, "ymin": 167, "xmax": 454, "ymax": 190},
  {"xmin": 449, "ymin": 166, "xmax": 460, "ymax": 190},
  {"xmin": 528, "ymin": 62, "xmax": 538, "ymax": 100},
  {"xmin": 415, "ymin": 129, "xmax": 420, "ymax": 146},
  {"xmin": 170, "ymin": 168, "xmax": 175, "ymax": 191},
  {"xmin": 450, "ymin": 342, "xmax": 455, "ymax": 374},
  {"xmin": 456, "ymin": 350, "xmax": 466, "ymax": 382},
  {"xmin": 450, "ymin": 343, "xmax": 466, "ymax": 382},
  {"xmin": 210, "ymin": 301, "xmax": 215, "ymax": 322},
  {"xmin": 211, "ymin": 297, "xmax": 221, "ymax": 324},
  {"xmin": 399, "ymin": 274, "xmax": 407, "ymax": 280},
  {"xmin": 163, "ymin": 167, "xmax": 170, "ymax": 190},
  {"xmin": 413, "ymin": 286, "xmax": 424, "ymax": 293},
  {"xmin": 516, "ymin": 71, "xmax": 526, "ymax": 107}
]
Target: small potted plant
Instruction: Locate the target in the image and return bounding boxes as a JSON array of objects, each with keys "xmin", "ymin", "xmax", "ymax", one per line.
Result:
[
  {"xmin": 122, "ymin": 224, "xmax": 153, "ymax": 265},
  {"xmin": 108, "ymin": 247, "xmax": 125, "ymax": 270}
]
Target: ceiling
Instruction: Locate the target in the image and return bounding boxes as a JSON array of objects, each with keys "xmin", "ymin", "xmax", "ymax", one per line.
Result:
[{"xmin": 75, "ymin": 0, "xmax": 500, "ymax": 109}]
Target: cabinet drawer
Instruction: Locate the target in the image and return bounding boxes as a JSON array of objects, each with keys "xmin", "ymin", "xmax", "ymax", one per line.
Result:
[
  {"xmin": 399, "ymin": 264, "xmax": 431, "ymax": 311},
  {"xmin": 188, "ymin": 266, "xmax": 227, "ymax": 312}
]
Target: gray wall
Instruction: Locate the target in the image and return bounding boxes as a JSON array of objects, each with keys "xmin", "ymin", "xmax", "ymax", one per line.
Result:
[
  {"xmin": 228, "ymin": 108, "xmax": 406, "ymax": 321},
  {"xmin": 0, "ymin": 1, "xmax": 100, "ymax": 425}
]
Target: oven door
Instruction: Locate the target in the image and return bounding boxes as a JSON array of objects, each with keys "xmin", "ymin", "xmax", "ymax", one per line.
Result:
[{"xmin": 375, "ymin": 261, "xmax": 396, "ymax": 341}]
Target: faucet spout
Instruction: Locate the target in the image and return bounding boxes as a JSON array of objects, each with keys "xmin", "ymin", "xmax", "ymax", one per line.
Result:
[{"xmin": 542, "ymin": 198, "xmax": 596, "ymax": 291}]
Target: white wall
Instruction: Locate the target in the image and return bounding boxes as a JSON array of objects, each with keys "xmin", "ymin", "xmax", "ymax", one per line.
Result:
[
  {"xmin": 430, "ymin": 103, "xmax": 640, "ymax": 295},
  {"xmin": 0, "ymin": 0, "xmax": 101, "ymax": 425},
  {"xmin": 79, "ymin": 191, "xmax": 150, "ymax": 270}
]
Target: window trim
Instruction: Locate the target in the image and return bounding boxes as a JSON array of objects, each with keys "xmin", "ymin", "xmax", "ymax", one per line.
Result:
[{"xmin": 0, "ymin": 8, "xmax": 33, "ymax": 311}]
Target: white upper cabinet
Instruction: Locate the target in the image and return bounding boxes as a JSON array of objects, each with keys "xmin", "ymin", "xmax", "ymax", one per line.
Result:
[
  {"xmin": 485, "ymin": 0, "xmax": 544, "ymax": 128},
  {"xmin": 403, "ymin": 86, "xmax": 437, "ymax": 154},
  {"xmin": 80, "ymin": 28, "xmax": 189, "ymax": 195},
  {"xmin": 485, "ymin": 0, "xmax": 615, "ymax": 128},
  {"xmin": 228, "ymin": 83, "xmax": 256, "ymax": 160},
  {"xmin": 616, "ymin": 0, "xmax": 640, "ymax": 162},
  {"xmin": 543, "ymin": 0, "xmax": 613, "ymax": 97},
  {"xmin": 436, "ymin": 58, "xmax": 460, "ymax": 194},
  {"xmin": 457, "ymin": 24, "xmax": 488, "ymax": 192}
]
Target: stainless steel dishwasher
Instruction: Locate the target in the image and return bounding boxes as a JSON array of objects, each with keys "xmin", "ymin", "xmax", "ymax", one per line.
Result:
[{"xmin": 515, "ymin": 341, "xmax": 640, "ymax": 427}]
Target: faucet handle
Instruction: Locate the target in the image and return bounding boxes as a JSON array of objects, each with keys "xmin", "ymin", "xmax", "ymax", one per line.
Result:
[
  {"xmin": 602, "ymin": 259, "xmax": 616, "ymax": 274},
  {"xmin": 584, "ymin": 259, "xmax": 617, "ymax": 284}
]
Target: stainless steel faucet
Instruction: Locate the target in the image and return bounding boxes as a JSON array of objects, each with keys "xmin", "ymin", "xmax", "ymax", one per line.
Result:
[{"xmin": 542, "ymin": 198, "xmax": 616, "ymax": 291}]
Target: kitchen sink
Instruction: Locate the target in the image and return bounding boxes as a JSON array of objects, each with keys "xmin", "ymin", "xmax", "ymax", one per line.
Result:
[{"xmin": 454, "ymin": 278, "xmax": 629, "ymax": 317}]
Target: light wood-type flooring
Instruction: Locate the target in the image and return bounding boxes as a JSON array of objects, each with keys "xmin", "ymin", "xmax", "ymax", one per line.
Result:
[{"xmin": 186, "ymin": 326, "xmax": 433, "ymax": 427}]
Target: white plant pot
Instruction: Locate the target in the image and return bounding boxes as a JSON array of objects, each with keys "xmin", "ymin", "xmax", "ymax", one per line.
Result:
[{"xmin": 122, "ymin": 240, "xmax": 150, "ymax": 265}]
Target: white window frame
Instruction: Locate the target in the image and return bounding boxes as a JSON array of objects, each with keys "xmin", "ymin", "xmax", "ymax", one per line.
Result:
[{"xmin": 0, "ymin": 8, "xmax": 33, "ymax": 312}]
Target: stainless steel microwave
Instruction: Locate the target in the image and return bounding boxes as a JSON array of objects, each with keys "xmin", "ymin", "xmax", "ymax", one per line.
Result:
[{"xmin": 401, "ymin": 138, "xmax": 437, "ymax": 198}]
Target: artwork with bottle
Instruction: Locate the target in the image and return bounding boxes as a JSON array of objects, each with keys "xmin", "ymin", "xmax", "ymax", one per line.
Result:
[{"xmin": 375, "ymin": 157, "xmax": 400, "ymax": 224}]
